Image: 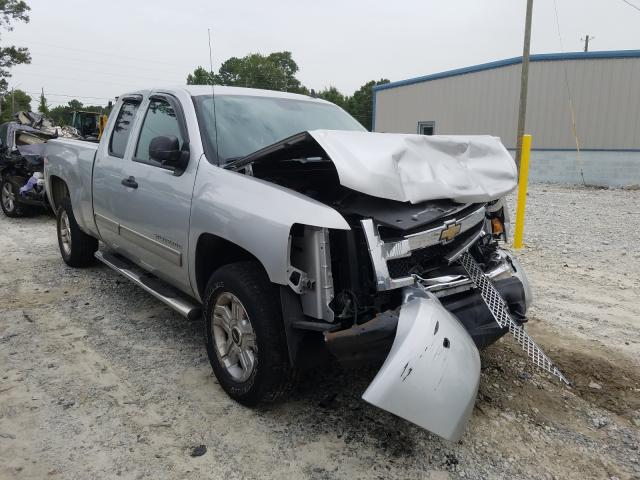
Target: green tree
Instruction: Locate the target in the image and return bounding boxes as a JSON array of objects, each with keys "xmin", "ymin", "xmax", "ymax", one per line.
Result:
[
  {"xmin": 0, "ymin": 1, "xmax": 31, "ymax": 94},
  {"xmin": 186, "ymin": 66, "xmax": 214, "ymax": 85},
  {"xmin": 67, "ymin": 99, "xmax": 83, "ymax": 110},
  {"xmin": 37, "ymin": 89, "xmax": 49, "ymax": 115},
  {"xmin": 316, "ymin": 86, "xmax": 347, "ymax": 110},
  {"xmin": 265, "ymin": 51, "xmax": 306, "ymax": 93},
  {"xmin": 187, "ymin": 51, "xmax": 307, "ymax": 93},
  {"xmin": 0, "ymin": 88, "xmax": 31, "ymax": 122},
  {"xmin": 346, "ymin": 79, "xmax": 390, "ymax": 130}
]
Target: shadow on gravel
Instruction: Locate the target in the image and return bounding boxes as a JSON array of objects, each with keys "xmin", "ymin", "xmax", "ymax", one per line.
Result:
[{"xmin": 259, "ymin": 361, "xmax": 434, "ymax": 458}]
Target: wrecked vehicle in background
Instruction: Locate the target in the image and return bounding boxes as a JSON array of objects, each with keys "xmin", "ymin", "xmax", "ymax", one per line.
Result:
[
  {"xmin": 0, "ymin": 111, "xmax": 82, "ymax": 217},
  {"xmin": 0, "ymin": 114, "xmax": 54, "ymax": 217},
  {"xmin": 43, "ymin": 86, "xmax": 567, "ymax": 442}
]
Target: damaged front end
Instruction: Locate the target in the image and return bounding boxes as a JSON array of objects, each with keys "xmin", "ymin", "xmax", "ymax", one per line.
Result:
[
  {"xmin": 320, "ymin": 210, "xmax": 532, "ymax": 442},
  {"xmin": 229, "ymin": 130, "xmax": 564, "ymax": 441}
]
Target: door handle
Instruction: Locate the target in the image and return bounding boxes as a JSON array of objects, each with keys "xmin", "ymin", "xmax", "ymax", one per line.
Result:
[{"xmin": 121, "ymin": 176, "xmax": 138, "ymax": 189}]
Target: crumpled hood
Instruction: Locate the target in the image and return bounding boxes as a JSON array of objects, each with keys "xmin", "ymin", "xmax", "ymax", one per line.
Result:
[{"xmin": 307, "ymin": 130, "xmax": 517, "ymax": 204}]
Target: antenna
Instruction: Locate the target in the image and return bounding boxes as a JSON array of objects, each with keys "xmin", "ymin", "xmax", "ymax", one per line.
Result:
[{"xmin": 207, "ymin": 28, "xmax": 220, "ymax": 161}]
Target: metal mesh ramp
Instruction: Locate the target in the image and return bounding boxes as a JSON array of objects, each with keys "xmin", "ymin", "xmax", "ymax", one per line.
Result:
[{"xmin": 459, "ymin": 252, "xmax": 570, "ymax": 385}]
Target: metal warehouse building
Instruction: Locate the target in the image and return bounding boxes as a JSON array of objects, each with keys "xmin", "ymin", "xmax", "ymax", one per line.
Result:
[{"xmin": 373, "ymin": 50, "xmax": 640, "ymax": 187}]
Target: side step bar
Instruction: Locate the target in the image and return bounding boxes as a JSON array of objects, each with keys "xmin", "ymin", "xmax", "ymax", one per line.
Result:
[{"xmin": 95, "ymin": 250, "xmax": 202, "ymax": 320}]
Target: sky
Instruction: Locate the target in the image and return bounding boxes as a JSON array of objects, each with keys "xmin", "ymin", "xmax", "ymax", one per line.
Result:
[{"xmin": 3, "ymin": 0, "xmax": 639, "ymax": 110}]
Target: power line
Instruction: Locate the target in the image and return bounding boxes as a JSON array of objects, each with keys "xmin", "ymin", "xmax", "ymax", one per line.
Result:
[
  {"xmin": 26, "ymin": 91, "xmax": 112, "ymax": 101},
  {"xmin": 621, "ymin": 0, "xmax": 640, "ymax": 12},
  {"xmin": 19, "ymin": 62, "xmax": 183, "ymax": 83},
  {"xmin": 9, "ymin": 70, "xmax": 158, "ymax": 88},
  {"xmin": 25, "ymin": 49, "xmax": 183, "ymax": 75},
  {"xmin": 552, "ymin": 0, "xmax": 586, "ymax": 185},
  {"xmin": 6, "ymin": 38, "xmax": 180, "ymax": 67},
  {"xmin": 43, "ymin": 99, "xmax": 110, "ymax": 106}
]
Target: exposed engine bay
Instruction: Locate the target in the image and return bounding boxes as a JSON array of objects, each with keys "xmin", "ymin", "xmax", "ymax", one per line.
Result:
[{"xmin": 228, "ymin": 131, "xmax": 520, "ymax": 342}]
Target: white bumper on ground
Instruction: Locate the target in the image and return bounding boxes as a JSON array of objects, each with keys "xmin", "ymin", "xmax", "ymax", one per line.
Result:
[{"xmin": 362, "ymin": 287, "xmax": 481, "ymax": 442}]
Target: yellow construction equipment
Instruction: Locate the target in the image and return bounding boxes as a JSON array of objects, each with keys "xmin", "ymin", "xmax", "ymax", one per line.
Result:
[{"xmin": 71, "ymin": 111, "xmax": 109, "ymax": 140}]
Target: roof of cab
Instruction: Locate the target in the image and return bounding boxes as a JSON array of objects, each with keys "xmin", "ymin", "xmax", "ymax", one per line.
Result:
[{"xmin": 120, "ymin": 85, "xmax": 331, "ymax": 104}]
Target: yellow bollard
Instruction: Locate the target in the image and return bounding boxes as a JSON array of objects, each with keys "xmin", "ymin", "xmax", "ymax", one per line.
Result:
[{"xmin": 513, "ymin": 134, "xmax": 531, "ymax": 249}]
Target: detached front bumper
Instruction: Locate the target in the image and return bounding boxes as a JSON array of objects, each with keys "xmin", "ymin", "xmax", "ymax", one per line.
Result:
[
  {"xmin": 362, "ymin": 286, "xmax": 481, "ymax": 442},
  {"xmin": 324, "ymin": 249, "xmax": 529, "ymax": 442}
]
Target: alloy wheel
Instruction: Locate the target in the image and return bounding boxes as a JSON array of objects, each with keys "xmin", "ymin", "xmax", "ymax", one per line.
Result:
[
  {"xmin": 211, "ymin": 292, "xmax": 258, "ymax": 382},
  {"xmin": 59, "ymin": 210, "xmax": 72, "ymax": 256},
  {"xmin": 1, "ymin": 182, "xmax": 15, "ymax": 212}
]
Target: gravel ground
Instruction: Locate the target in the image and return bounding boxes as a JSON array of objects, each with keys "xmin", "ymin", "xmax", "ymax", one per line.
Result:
[{"xmin": 1, "ymin": 184, "xmax": 639, "ymax": 480}]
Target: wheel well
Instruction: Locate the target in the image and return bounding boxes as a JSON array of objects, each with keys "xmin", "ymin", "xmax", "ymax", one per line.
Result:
[
  {"xmin": 195, "ymin": 233, "xmax": 267, "ymax": 298},
  {"xmin": 49, "ymin": 176, "xmax": 69, "ymax": 211}
]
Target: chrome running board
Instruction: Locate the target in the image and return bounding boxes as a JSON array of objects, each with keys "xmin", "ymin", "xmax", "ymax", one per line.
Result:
[{"xmin": 95, "ymin": 250, "xmax": 202, "ymax": 320}]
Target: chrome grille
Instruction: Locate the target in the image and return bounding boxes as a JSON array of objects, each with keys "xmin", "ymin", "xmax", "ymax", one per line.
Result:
[
  {"xmin": 361, "ymin": 205, "xmax": 487, "ymax": 291},
  {"xmin": 387, "ymin": 221, "xmax": 484, "ymax": 278}
]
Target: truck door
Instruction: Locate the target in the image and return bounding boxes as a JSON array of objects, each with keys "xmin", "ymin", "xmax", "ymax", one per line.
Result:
[
  {"xmin": 93, "ymin": 96, "xmax": 143, "ymax": 253},
  {"xmin": 112, "ymin": 94, "xmax": 198, "ymax": 295}
]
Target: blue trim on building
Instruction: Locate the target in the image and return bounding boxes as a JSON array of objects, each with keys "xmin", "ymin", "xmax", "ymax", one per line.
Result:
[
  {"xmin": 372, "ymin": 50, "xmax": 640, "ymax": 93},
  {"xmin": 506, "ymin": 148, "xmax": 640, "ymax": 153}
]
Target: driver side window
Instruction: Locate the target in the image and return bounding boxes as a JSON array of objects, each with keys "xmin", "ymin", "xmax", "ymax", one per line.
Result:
[{"xmin": 134, "ymin": 98, "xmax": 184, "ymax": 166}]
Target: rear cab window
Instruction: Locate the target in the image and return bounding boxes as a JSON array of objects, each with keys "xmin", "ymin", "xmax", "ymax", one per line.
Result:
[{"xmin": 109, "ymin": 101, "xmax": 140, "ymax": 158}]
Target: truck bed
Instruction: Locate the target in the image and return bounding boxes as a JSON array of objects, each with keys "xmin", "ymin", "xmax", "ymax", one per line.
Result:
[{"xmin": 44, "ymin": 138, "xmax": 99, "ymax": 237}]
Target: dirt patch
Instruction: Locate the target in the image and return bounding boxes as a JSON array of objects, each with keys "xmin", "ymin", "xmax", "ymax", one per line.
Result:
[
  {"xmin": 484, "ymin": 324, "xmax": 640, "ymax": 422},
  {"xmin": 552, "ymin": 346, "xmax": 640, "ymax": 419}
]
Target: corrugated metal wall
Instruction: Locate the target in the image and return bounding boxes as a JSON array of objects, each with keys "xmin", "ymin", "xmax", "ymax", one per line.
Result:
[{"xmin": 374, "ymin": 57, "xmax": 640, "ymax": 150}]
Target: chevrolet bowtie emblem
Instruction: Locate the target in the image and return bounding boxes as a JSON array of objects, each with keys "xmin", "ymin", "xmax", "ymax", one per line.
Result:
[{"xmin": 439, "ymin": 222, "xmax": 462, "ymax": 243}]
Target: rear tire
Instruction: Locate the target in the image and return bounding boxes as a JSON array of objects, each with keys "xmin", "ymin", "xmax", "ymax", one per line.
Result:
[
  {"xmin": 56, "ymin": 197, "xmax": 98, "ymax": 267},
  {"xmin": 1, "ymin": 176, "xmax": 29, "ymax": 218},
  {"xmin": 203, "ymin": 261, "xmax": 297, "ymax": 405}
]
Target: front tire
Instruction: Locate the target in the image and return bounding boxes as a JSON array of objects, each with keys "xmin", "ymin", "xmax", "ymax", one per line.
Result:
[
  {"xmin": 203, "ymin": 262, "xmax": 297, "ymax": 405},
  {"xmin": 56, "ymin": 197, "xmax": 98, "ymax": 267}
]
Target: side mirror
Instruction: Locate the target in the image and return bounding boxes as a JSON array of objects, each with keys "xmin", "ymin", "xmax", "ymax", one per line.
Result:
[{"xmin": 149, "ymin": 135, "xmax": 187, "ymax": 169}]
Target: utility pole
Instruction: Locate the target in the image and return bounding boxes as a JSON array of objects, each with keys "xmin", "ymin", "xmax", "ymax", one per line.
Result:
[
  {"xmin": 11, "ymin": 87, "xmax": 15, "ymax": 115},
  {"xmin": 581, "ymin": 34, "xmax": 594, "ymax": 52},
  {"xmin": 515, "ymin": 0, "xmax": 534, "ymax": 171}
]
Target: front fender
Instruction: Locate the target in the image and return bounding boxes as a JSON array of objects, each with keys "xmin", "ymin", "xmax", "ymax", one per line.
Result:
[{"xmin": 188, "ymin": 161, "xmax": 350, "ymax": 292}]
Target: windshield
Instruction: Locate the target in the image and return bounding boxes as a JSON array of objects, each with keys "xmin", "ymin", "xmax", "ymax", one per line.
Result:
[{"xmin": 193, "ymin": 94, "xmax": 366, "ymax": 164}]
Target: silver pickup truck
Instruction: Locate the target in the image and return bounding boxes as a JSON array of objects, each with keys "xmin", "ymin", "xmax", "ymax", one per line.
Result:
[{"xmin": 44, "ymin": 86, "xmax": 537, "ymax": 441}]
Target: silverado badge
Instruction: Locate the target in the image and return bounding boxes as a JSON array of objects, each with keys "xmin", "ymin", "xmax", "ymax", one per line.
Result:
[{"xmin": 439, "ymin": 222, "xmax": 462, "ymax": 243}]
